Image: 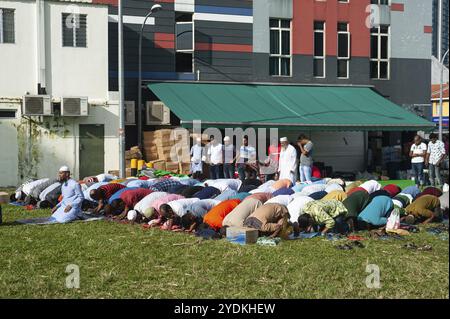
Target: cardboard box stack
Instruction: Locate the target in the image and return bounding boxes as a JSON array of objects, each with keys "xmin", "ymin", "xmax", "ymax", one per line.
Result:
[
  {"xmin": 124, "ymin": 146, "xmax": 143, "ymax": 177},
  {"xmin": 143, "ymin": 129, "xmax": 191, "ymax": 174}
]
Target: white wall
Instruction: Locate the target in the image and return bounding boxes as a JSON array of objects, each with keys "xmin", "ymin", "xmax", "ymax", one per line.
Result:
[
  {"xmin": 0, "ymin": 100, "xmax": 119, "ymax": 187},
  {"xmin": 45, "ymin": 1, "xmax": 109, "ymax": 100},
  {"xmin": 0, "ymin": 0, "xmax": 37, "ymax": 96},
  {"xmin": 0, "ymin": 1, "xmax": 117, "ymax": 187},
  {"xmin": 0, "ymin": 101, "xmax": 19, "ymax": 186},
  {"xmin": 280, "ymin": 131, "xmax": 366, "ymax": 173},
  {"xmin": 390, "ymin": 0, "xmax": 432, "ymax": 60}
]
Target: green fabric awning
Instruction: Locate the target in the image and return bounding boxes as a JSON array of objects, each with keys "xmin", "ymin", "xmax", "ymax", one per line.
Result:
[{"xmin": 148, "ymin": 82, "xmax": 435, "ymax": 131}]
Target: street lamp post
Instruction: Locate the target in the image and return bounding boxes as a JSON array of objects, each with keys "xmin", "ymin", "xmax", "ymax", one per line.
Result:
[
  {"xmin": 118, "ymin": 0, "xmax": 125, "ymax": 178},
  {"xmin": 439, "ymin": 49, "xmax": 449, "ymax": 140},
  {"xmin": 138, "ymin": 4, "xmax": 162, "ymax": 151}
]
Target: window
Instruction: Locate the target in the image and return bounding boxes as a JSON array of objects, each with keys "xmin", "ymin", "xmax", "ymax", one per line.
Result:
[
  {"xmin": 0, "ymin": 8, "xmax": 15, "ymax": 43},
  {"xmin": 0, "ymin": 109, "xmax": 16, "ymax": 118},
  {"xmin": 314, "ymin": 21, "xmax": 326, "ymax": 78},
  {"xmin": 370, "ymin": 25, "xmax": 390, "ymax": 79},
  {"xmin": 175, "ymin": 12, "xmax": 193, "ymax": 73},
  {"xmin": 337, "ymin": 22, "xmax": 350, "ymax": 78},
  {"xmin": 371, "ymin": 0, "xmax": 389, "ymax": 4},
  {"xmin": 269, "ymin": 19, "xmax": 291, "ymax": 76},
  {"xmin": 62, "ymin": 13, "xmax": 87, "ymax": 47}
]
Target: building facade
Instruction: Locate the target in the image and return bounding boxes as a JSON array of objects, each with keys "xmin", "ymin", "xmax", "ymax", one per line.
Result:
[
  {"xmin": 0, "ymin": 0, "xmax": 119, "ymax": 187},
  {"xmin": 432, "ymin": 0, "xmax": 449, "ymax": 65},
  {"xmin": 106, "ymin": 0, "xmax": 432, "ymax": 172}
]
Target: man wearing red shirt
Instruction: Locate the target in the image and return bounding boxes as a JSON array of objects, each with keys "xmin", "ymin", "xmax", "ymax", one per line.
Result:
[
  {"xmin": 111, "ymin": 188, "xmax": 153, "ymax": 220},
  {"xmin": 90, "ymin": 183, "xmax": 126, "ymax": 214}
]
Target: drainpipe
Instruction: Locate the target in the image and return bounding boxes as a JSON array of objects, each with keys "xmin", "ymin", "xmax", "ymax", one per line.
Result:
[{"xmin": 36, "ymin": 0, "xmax": 46, "ymax": 94}]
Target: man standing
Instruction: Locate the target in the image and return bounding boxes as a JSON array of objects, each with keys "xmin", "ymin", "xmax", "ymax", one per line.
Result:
[
  {"xmin": 260, "ymin": 138, "xmax": 280, "ymax": 182},
  {"xmin": 51, "ymin": 166, "xmax": 85, "ymax": 223},
  {"xmin": 190, "ymin": 137, "xmax": 203, "ymax": 175},
  {"xmin": 223, "ymin": 136, "xmax": 235, "ymax": 179},
  {"xmin": 297, "ymin": 134, "xmax": 314, "ymax": 183},
  {"xmin": 278, "ymin": 137, "xmax": 297, "ymax": 185},
  {"xmin": 409, "ymin": 135, "xmax": 427, "ymax": 187},
  {"xmin": 207, "ymin": 136, "xmax": 224, "ymax": 180},
  {"xmin": 235, "ymin": 135, "xmax": 257, "ymax": 181},
  {"xmin": 426, "ymin": 133, "xmax": 446, "ymax": 187}
]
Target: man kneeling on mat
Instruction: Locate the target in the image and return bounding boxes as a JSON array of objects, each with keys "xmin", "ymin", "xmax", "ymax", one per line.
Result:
[
  {"xmin": 297, "ymin": 199, "xmax": 349, "ymax": 235},
  {"xmin": 243, "ymin": 203, "xmax": 290, "ymax": 238}
]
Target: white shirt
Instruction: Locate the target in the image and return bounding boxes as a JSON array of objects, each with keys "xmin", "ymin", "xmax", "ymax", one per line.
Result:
[
  {"xmin": 360, "ymin": 180, "xmax": 381, "ymax": 194},
  {"xmin": 208, "ymin": 143, "xmax": 224, "ymax": 165},
  {"xmin": 39, "ymin": 182, "xmax": 61, "ymax": 201},
  {"xmin": 325, "ymin": 183, "xmax": 344, "ymax": 193},
  {"xmin": 265, "ymin": 195, "xmax": 293, "ymax": 206},
  {"xmin": 190, "ymin": 144, "xmax": 203, "ymax": 162},
  {"xmin": 205, "ymin": 179, "xmax": 242, "ymax": 192},
  {"xmin": 410, "ymin": 143, "xmax": 427, "ymax": 164},
  {"xmin": 278, "ymin": 145, "xmax": 298, "ymax": 183},
  {"xmin": 427, "ymin": 140, "xmax": 446, "ymax": 165},
  {"xmin": 287, "ymin": 196, "xmax": 314, "ymax": 223},
  {"xmin": 223, "ymin": 144, "xmax": 235, "ymax": 163},
  {"xmin": 83, "ymin": 182, "xmax": 108, "ymax": 201},
  {"xmin": 299, "ymin": 184, "xmax": 327, "ymax": 196},
  {"xmin": 238, "ymin": 145, "xmax": 256, "ymax": 163},
  {"xmin": 167, "ymin": 198, "xmax": 200, "ymax": 217},
  {"xmin": 251, "ymin": 180, "xmax": 276, "ymax": 194},
  {"xmin": 134, "ymin": 192, "xmax": 168, "ymax": 214},
  {"xmin": 22, "ymin": 178, "xmax": 50, "ymax": 196}
]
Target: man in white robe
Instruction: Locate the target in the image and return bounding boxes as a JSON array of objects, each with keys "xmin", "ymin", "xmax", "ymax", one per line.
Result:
[{"xmin": 277, "ymin": 137, "xmax": 297, "ymax": 185}]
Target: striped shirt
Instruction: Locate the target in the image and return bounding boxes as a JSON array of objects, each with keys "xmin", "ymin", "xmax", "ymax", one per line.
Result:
[{"xmin": 150, "ymin": 179, "xmax": 183, "ymax": 192}]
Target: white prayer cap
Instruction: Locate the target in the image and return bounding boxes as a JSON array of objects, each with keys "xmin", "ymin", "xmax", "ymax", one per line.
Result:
[
  {"xmin": 224, "ymin": 136, "xmax": 230, "ymax": 142},
  {"xmin": 127, "ymin": 210, "xmax": 138, "ymax": 221},
  {"xmin": 59, "ymin": 165, "xmax": 70, "ymax": 172},
  {"xmin": 280, "ymin": 137, "xmax": 288, "ymax": 142}
]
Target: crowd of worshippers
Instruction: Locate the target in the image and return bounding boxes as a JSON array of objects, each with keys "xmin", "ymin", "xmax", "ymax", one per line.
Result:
[
  {"xmin": 191, "ymin": 135, "xmax": 318, "ymax": 185},
  {"xmin": 10, "ymin": 165, "xmax": 449, "ymax": 238}
]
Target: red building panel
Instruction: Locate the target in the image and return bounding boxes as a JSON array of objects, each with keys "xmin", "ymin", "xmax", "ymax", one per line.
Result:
[
  {"xmin": 154, "ymin": 33, "xmax": 175, "ymax": 49},
  {"xmin": 424, "ymin": 25, "xmax": 433, "ymax": 34},
  {"xmin": 293, "ymin": 0, "xmax": 370, "ymax": 58},
  {"xmin": 390, "ymin": 3, "xmax": 405, "ymax": 12},
  {"xmin": 92, "ymin": 0, "xmax": 118, "ymax": 5},
  {"xmin": 196, "ymin": 43, "xmax": 253, "ymax": 53}
]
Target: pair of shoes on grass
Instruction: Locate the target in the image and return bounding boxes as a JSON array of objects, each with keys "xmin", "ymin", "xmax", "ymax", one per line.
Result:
[
  {"xmin": 336, "ymin": 240, "xmax": 365, "ymax": 250},
  {"xmin": 403, "ymin": 242, "xmax": 432, "ymax": 251}
]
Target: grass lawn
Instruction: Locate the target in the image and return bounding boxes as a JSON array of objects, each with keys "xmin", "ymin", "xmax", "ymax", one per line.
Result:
[{"xmin": 0, "ymin": 205, "xmax": 448, "ymax": 299}]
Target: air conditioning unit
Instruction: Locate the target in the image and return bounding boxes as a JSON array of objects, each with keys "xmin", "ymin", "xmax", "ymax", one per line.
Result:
[
  {"xmin": 125, "ymin": 101, "xmax": 136, "ymax": 125},
  {"xmin": 22, "ymin": 95, "xmax": 52, "ymax": 116},
  {"xmin": 146, "ymin": 101, "xmax": 170, "ymax": 125},
  {"xmin": 61, "ymin": 97, "xmax": 89, "ymax": 116}
]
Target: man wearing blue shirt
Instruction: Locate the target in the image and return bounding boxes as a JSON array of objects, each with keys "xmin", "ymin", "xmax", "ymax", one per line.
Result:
[{"xmin": 50, "ymin": 166, "xmax": 85, "ymax": 223}]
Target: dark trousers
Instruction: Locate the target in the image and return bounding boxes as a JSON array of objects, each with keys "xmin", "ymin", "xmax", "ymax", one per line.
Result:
[
  {"xmin": 411, "ymin": 162, "xmax": 424, "ymax": 186},
  {"xmin": 237, "ymin": 163, "xmax": 257, "ymax": 181},
  {"xmin": 237, "ymin": 164, "xmax": 246, "ymax": 181},
  {"xmin": 223, "ymin": 163, "xmax": 235, "ymax": 179},
  {"xmin": 209, "ymin": 164, "xmax": 223, "ymax": 180}
]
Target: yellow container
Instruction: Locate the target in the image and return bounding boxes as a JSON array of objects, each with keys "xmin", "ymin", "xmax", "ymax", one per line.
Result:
[
  {"xmin": 130, "ymin": 159, "xmax": 138, "ymax": 169},
  {"xmin": 138, "ymin": 160, "xmax": 145, "ymax": 170},
  {"xmin": 147, "ymin": 162, "xmax": 154, "ymax": 168}
]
